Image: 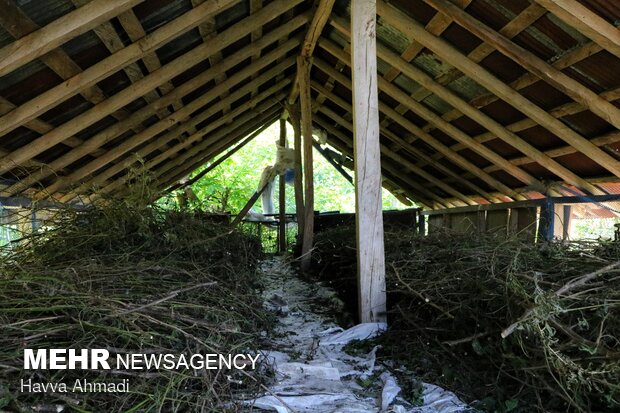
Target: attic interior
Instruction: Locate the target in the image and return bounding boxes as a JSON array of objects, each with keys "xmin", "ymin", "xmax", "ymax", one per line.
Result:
[{"xmin": 1, "ymin": 0, "xmax": 620, "ymax": 412}]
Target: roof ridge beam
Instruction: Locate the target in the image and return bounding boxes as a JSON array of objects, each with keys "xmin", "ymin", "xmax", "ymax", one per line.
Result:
[{"xmin": 287, "ymin": 0, "xmax": 336, "ymax": 103}]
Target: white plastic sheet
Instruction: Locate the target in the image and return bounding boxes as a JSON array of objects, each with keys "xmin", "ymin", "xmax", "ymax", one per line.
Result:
[{"xmin": 245, "ymin": 258, "xmax": 471, "ymax": 413}]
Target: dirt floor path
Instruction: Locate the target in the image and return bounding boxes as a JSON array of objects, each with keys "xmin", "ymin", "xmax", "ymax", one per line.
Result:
[{"xmin": 247, "ymin": 256, "xmax": 472, "ymax": 413}]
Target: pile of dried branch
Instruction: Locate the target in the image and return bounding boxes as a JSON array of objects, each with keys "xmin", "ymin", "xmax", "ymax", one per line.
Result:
[
  {"xmin": 313, "ymin": 227, "xmax": 620, "ymax": 412},
  {"xmin": 0, "ymin": 202, "xmax": 272, "ymax": 412}
]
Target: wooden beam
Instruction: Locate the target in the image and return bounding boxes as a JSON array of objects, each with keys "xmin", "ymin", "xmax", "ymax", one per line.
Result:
[
  {"xmin": 298, "ymin": 56, "xmax": 314, "ymax": 271},
  {"xmin": 153, "ymin": 111, "xmax": 280, "ymax": 196},
  {"xmin": 309, "ymin": 80, "xmax": 498, "ymax": 203},
  {"xmin": 287, "ymin": 104, "xmax": 306, "ymax": 235},
  {"xmin": 287, "ymin": 0, "xmax": 336, "ymax": 103},
  {"xmin": 420, "ymin": 0, "xmax": 620, "ymax": 153},
  {"xmin": 0, "ymin": 1, "xmax": 305, "ymax": 175},
  {"xmin": 0, "ymin": 0, "xmax": 143, "ymax": 77},
  {"xmin": 0, "ymin": 0, "xmax": 249, "ymax": 139},
  {"xmin": 48, "ymin": 75, "xmax": 292, "ymax": 201},
  {"xmin": 351, "ymin": 0, "xmax": 386, "ymax": 323},
  {"xmin": 168, "ymin": 124, "xmax": 272, "ymax": 193},
  {"xmin": 533, "ymin": 0, "xmax": 620, "ymax": 60},
  {"xmin": 279, "ymin": 118, "xmax": 288, "ymax": 253},
  {"xmin": 1, "ymin": 32, "xmax": 302, "ymax": 197},
  {"xmin": 372, "ymin": 45, "xmax": 602, "ymax": 195},
  {"xmin": 313, "ymin": 114, "xmax": 439, "ymax": 209},
  {"xmin": 414, "ymin": 87, "xmax": 620, "ymax": 179},
  {"xmin": 313, "ymin": 50, "xmax": 524, "ymax": 200},
  {"xmin": 152, "ymin": 107, "xmax": 282, "ymax": 192},
  {"xmin": 318, "ymin": 104, "xmax": 469, "ymax": 206},
  {"xmin": 321, "ymin": 38, "xmax": 540, "ymax": 190},
  {"xmin": 431, "ymin": 41, "xmax": 603, "ymax": 135},
  {"xmin": 0, "ymin": 0, "xmax": 131, "ymax": 155},
  {"xmin": 378, "ymin": 0, "xmax": 620, "ymax": 180},
  {"xmin": 82, "ymin": 103, "xmax": 282, "ymax": 202}
]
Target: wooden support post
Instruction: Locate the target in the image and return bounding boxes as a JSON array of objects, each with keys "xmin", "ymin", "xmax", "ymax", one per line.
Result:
[
  {"xmin": 287, "ymin": 105, "xmax": 305, "ymax": 245},
  {"xmin": 278, "ymin": 118, "xmax": 288, "ymax": 253},
  {"xmin": 351, "ymin": 0, "xmax": 386, "ymax": 324},
  {"xmin": 298, "ymin": 56, "xmax": 314, "ymax": 271},
  {"xmin": 553, "ymin": 204, "xmax": 573, "ymax": 241},
  {"xmin": 538, "ymin": 199, "xmax": 555, "ymax": 242}
]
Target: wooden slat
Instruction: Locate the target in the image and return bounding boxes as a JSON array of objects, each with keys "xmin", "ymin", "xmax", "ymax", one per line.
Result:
[
  {"xmin": 0, "ymin": 1, "xmax": 305, "ymax": 176},
  {"xmin": 317, "ymin": 103, "xmax": 466, "ymax": 206},
  {"xmin": 533, "ymin": 0, "xmax": 620, "ymax": 60},
  {"xmin": 100, "ymin": 105, "xmax": 282, "ymax": 201},
  {"xmin": 192, "ymin": 0, "xmax": 229, "ymax": 111},
  {"xmin": 310, "ymin": 80, "xmax": 500, "ymax": 203},
  {"xmin": 378, "ymin": 0, "xmax": 620, "ymax": 180},
  {"xmin": 312, "ymin": 57, "xmax": 517, "ymax": 200},
  {"xmin": 372, "ymin": 45, "xmax": 602, "ymax": 195},
  {"xmin": 154, "ymin": 107, "xmax": 281, "ymax": 193},
  {"xmin": 313, "ymin": 114, "xmax": 439, "ymax": 209},
  {"xmin": 0, "ymin": 0, "xmax": 143, "ymax": 77},
  {"xmin": 422, "ymin": 0, "xmax": 620, "ymax": 140},
  {"xmin": 43, "ymin": 66, "xmax": 294, "ymax": 200},
  {"xmin": 1, "ymin": 33, "xmax": 302, "ymax": 197},
  {"xmin": 0, "ymin": 0, "xmax": 243, "ymax": 139},
  {"xmin": 315, "ymin": 43, "xmax": 529, "ymax": 199}
]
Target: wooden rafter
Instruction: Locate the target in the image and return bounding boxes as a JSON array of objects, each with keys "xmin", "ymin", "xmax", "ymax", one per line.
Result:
[
  {"xmin": 317, "ymin": 103, "xmax": 475, "ymax": 206},
  {"xmin": 0, "ymin": 0, "xmax": 242, "ymax": 139},
  {"xmin": 312, "ymin": 56, "xmax": 521, "ymax": 200},
  {"xmin": 0, "ymin": 1, "xmax": 306, "ymax": 176},
  {"xmin": 75, "ymin": 84, "xmax": 291, "ymax": 201},
  {"xmin": 533, "ymin": 0, "xmax": 620, "ymax": 60},
  {"xmin": 1, "ymin": 32, "xmax": 302, "ymax": 197},
  {"xmin": 313, "ymin": 114, "xmax": 446, "ymax": 209},
  {"xmin": 423, "ymin": 0, "xmax": 620, "ymax": 130},
  {"xmin": 316, "ymin": 40, "xmax": 532, "ymax": 198},
  {"xmin": 378, "ymin": 0, "xmax": 620, "ymax": 181},
  {"xmin": 158, "ymin": 112, "xmax": 280, "ymax": 192},
  {"xmin": 43, "ymin": 67, "xmax": 295, "ymax": 201},
  {"xmin": 97, "ymin": 104, "xmax": 283, "ymax": 201},
  {"xmin": 309, "ymin": 80, "xmax": 498, "ymax": 203},
  {"xmin": 153, "ymin": 106, "xmax": 283, "ymax": 192},
  {"xmin": 0, "ymin": 0, "xmax": 143, "ymax": 77}
]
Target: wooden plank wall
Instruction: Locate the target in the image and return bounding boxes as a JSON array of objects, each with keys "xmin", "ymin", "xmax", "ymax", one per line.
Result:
[{"xmin": 427, "ymin": 206, "xmax": 538, "ymax": 242}]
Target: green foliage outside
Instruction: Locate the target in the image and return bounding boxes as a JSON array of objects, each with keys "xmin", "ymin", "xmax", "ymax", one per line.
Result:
[{"xmin": 170, "ymin": 121, "xmax": 408, "ymax": 214}]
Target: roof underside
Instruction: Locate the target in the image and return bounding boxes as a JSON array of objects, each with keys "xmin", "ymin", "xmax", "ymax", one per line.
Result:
[{"xmin": 0, "ymin": 0, "xmax": 619, "ymax": 210}]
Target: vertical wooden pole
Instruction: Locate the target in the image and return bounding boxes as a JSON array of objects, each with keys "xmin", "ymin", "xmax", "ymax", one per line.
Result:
[
  {"xmin": 278, "ymin": 118, "xmax": 287, "ymax": 252},
  {"xmin": 289, "ymin": 106, "xmax": 305, "ymax": 242},
  {"xmin": 351, "ymin": 0, "xmax": 387, "ymax": 324},
  {"xmin": 298, "ymin": 56, "xmax": 314, "ymax": 271}
]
